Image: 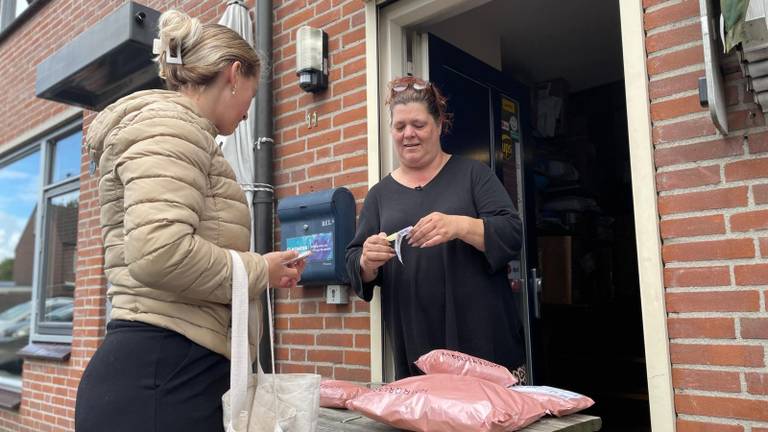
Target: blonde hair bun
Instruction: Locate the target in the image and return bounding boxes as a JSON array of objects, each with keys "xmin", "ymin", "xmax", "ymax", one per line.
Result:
[{"xmin": 154, "ymin": 8, "xmax": 261, "ymax": 90}]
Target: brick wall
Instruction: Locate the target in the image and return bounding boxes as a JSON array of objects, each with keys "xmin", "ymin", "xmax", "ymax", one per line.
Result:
[
  {"xmin": 645, "ymin": 0, "xmax": 768, "ymax": 430},
  {"xmin": 270, "ymin": 0, "xmax": 371, "ymax": 382},
  {"xmin": 0, "ymin": 0, "xmax": 320, "ymax": 430}
]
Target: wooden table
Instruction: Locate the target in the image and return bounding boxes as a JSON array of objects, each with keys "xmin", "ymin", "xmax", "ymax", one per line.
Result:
[{"xmin": 318, "ymin": 407, "xmax": 602, "ymax": 432}]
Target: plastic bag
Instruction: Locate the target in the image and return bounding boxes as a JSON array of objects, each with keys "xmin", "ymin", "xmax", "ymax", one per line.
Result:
[
  {"xmin": 346, "ymin": 374, "xmax": 546, "ymax": 432},
  {"xmin": 508, "ymin": 386, "xmax": 594, "ymax": 417},
  {"xmin": 319, "ymin": 380, "xmax": 370, "ymax": 409},
  {"xmin": 414, "ymin": 349, "xmax": 518, "ymax": 387}
]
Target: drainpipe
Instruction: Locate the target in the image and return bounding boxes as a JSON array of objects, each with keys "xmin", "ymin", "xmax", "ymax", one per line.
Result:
[{"xmin": 254, "ymin": 0, "xmax": 274, "ymax": 373}]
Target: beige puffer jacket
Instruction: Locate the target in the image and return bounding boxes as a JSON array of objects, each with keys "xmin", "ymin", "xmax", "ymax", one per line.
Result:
[{"xmin": 86, "ymin": 89, "xmax": 268, "ymax": 359}]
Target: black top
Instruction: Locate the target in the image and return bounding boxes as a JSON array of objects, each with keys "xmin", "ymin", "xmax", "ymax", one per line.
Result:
[{"xmin": 345, "ymin": 156, "xmax": 526, "ymax": 379}]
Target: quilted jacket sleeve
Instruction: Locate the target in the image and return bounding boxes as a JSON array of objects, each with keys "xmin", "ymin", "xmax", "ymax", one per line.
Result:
[{"xmin": 115, "ymin": 115, "xmax": 268, "ymax": 303}]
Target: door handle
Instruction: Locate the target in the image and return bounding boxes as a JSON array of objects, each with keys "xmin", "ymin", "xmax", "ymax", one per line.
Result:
[{"xmin": 530, "ymin": 268, "xmax": 542, "ymax": 319}]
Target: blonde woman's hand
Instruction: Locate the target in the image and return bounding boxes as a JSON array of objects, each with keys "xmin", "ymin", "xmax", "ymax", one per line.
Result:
[
  {"xmin": 360, "ymin": 232, "xmax": 394, "ymax": 282},
  {"xmin": 263, "ymin": 251, "xmax": 301, "ymax": 288}
]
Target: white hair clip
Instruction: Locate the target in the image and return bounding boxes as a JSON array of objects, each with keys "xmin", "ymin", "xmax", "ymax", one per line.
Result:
[{"xmin": 152, "ymin": 38, "xmax": 183, "ymax": 65}]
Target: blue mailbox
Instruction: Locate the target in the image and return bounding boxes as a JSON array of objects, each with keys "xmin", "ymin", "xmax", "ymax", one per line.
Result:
[{"xmin": 277, "ymin": 187, "xmax": 356, "ymax": 285}]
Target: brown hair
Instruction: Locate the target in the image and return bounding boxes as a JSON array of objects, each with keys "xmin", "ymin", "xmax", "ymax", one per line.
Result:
[
  {"xmin": 155, "ymin": 10, "xmax": 262, "ymax": 91},
  {"xmin": 385, "ymin": 76, "xmax": 453, "ymax": 134}
]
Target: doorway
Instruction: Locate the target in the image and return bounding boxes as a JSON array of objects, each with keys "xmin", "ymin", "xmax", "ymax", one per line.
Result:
[{"xmin": 372, "ymin": 1, "xmax": 669, "ymax": 431}]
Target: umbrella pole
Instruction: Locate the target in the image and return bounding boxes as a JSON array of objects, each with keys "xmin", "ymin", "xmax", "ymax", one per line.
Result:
[{"xmin": 254, "ymin": 0, "xmax": 275, "ymax": 374}]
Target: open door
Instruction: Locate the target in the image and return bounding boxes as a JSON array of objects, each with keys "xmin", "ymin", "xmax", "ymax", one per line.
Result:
[{"xmin": 425, "ymin": 33, "xmax": 540, "ymax": 383}]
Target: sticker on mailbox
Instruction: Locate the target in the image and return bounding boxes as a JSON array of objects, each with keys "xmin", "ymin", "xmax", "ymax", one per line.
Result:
[{"xmin": 286, "ymin": 232, "xmax": 333, "ymax": 265}]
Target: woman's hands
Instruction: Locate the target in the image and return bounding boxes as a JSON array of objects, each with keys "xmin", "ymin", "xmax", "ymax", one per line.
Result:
[
  {"xmin": 263, "ymin": 250, "xmax": 305, "ymax": 288},
  {"xmin": 408, "ymin": 212, "xmax": 464, "ymax": 248},
  {"xmin": 409, "ymin": 212, "xmax": 485, "ymax": 251},
  {"xmin": 360, "ymin": 232, "xmax": 395, "ymax": 282}
]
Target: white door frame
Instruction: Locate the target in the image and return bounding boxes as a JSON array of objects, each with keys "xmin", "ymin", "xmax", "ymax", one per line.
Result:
[{"xmin": 364, "ymin": 2, "xmax": 675, "ymax": 430}]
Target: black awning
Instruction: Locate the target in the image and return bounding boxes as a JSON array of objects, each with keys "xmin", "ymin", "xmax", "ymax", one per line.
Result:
[{"xmin": 35, "ymin": 2, "xmax": 162, "ymax": 111}]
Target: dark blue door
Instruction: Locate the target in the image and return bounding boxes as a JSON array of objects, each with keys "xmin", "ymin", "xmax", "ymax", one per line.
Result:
[{"xmin": 427, "ymin": 33, "xmax": 541, "ymax": 382}]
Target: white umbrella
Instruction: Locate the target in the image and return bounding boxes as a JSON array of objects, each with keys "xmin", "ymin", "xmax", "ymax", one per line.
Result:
[{"xmin": 218, "ymin": 0, "xmax": 257, "ymax": 252}]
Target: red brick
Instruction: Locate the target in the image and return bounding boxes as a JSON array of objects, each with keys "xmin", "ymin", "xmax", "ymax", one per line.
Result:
[
  {"xmin": 316, "ymin": 333, "xmax": 354, "ymax": 347},
  {"xmin": 728, "ymin": 109, "xmax": 765, "ymax": 130},
  {"xmin": 342, "ymin": 123, "xmax": 368, "ymax": 140},
  {"xmin": 735, "ymin": 263, "xmax": 768, "ymax": 285},
  {"xmin": 275, "ymin": 0, "xmax": 307, "ymax": 21},
  {"xmin": 660, "ymin": 215, "xmax": 725, "ymax": 238},
  {"xmin": 670, "ymin": 343, "xmax": 764, "ymax": 367},
  {"xmin": 651, "ymin": 94, "xmax": 706, "ymax": 122},
  {"xmin": 289, "ymin": 348, "xmax": 306, "ymax": 361},
  {"xmin": 754, "ymin": 184, "xmax": 768, "ymax": 204},
  {"xmin": 675, "ymin": 394, "xmax": 768, "ymax": 422},
  {"xmin": 279, "ymin": 363, "xmax": 315, "ymax": 374},
  {"xmin": 656, "ymin": 165, "xmax": 720, "ymax": 191},
  {"xmin": 275, "ymin": 302, "xmax": 299, "ymax": 314},
  {"xmin": 649, "ymin": 71, "xmax": 702, "ymax": 100},
  {"xmin": 343, "ymin": 316, "xmax": 369, "ymax": 330},
  {"xmin": 307, "ymin": 160, "xmax": 341, "ymax": 178},
  {"xmin": 668, "ymin": 318, "xmax": 735, "ymax": 339},
  {"xmin": 307, "ymin": 7, "xmax": 341, "ymax": 30},
  {"xmin": 658, "ymin": 187, "xmax": 747, "ymax": 215},
  {"xmin": 725, "ymin": 157, "xmax": 768, "ymax": 181},
  {"xmin": 307, "ymin": 349, "xmax": 343, "ymax": 363},
  {"xmin": 666, "ymin": 291, "xmax": 760, "ymax": 312},
  {"xmin": 664, "ymin": 266, "xmax": 731, "ymax": 287},
  {"xmin": 355, "ymin": 334, "xmax": 370, "ymax": 349},
  {"xmin": 672, "ymin": 368, "xmax": 741, "ymax": 392},
  {"xmin": 334, "ymin": 137, "xmax": 367, "ymax": 156},
  {"xmin": 662, "ymin": 239, "xmax": 754, "ymax": 262},
  {"xmin": 281, "ymin": 332, "xmax": 315, "ymax": 345},
  {"xmin": 646, "ymin": 22, "xmax": 701, "ymax": 54},
  {"xmin": 655, "ymin": 136, "xmax": 743, "ymax": 167},
  {"xmin": 647, "ymin": 46, "xmax": 703, "ymax": 76},
  {"xmin": 732, "ymin": 210, "xmax": 768, "ymax": 232},
  {"xmin": 644, "ymin": 0, "xmax": 699, "ymax": 31},
  {"xmin": 299, "ymin": 177, "xmax": 333, "ymax": 194},
  {"xmin": 282, "ymin": 151, "xmax": 315, "ymax": 170},
  {"xmin": 282, "ymin": 8, "xmax": 315, "ymax": 31},
  {"xmin": 747, "ymin": 130, "xmax": 768, "ymax": 154},
  {"xmin": 333, "ymin": 44, "xmax": 366, "ymax": 70},
  {"xmin": 324, "ymin": 316, "xmax": 343, "ymax": 329},
  {"xmin": 742, "ymin": 318, "xmax": 768, "ymax": 339},
  {"xmin": 290, "ymin": 316, "xmax": 324, "ymax": 330},
  {"xmin": 652, "ymin": 115, "xmax": 716, "ymax": 145},
  {"xmin": 677, "ymin": 419, "xmax": 744, "ymax": 432},
  {"xmin": 746, "ymin": 373, "xmax": 768, "ymax": 394},
  {"xmin": 301, "ymin": 301, "xmax": 318, "ymax": 314},
  {"xmin": 306, "ymin": 129, "xmax": 341, "ymax": 149},
  {"xmin": 761, "ymin": 237, "xmax": 768, "ymax": 257},
  {"xmin": 344, "ymin": 350, "xmax": 370, "ymax": 366},
  {"xmin": 318, "ymin": 302, "xmax": 352, "ymax": 313},
  {"xmin": 333, "ymin": 366, "xmax": 370, "ymax": 382}
]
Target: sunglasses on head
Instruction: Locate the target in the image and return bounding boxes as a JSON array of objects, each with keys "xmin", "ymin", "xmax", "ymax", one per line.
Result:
[{"xmin": 391, "ymin": 80, "xmax": 430, "ymax": 93}]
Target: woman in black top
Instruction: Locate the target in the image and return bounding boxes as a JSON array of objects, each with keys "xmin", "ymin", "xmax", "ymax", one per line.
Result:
[{"xmin": 345, "ymin": 76, "xmax": 526, "ymax": 380}]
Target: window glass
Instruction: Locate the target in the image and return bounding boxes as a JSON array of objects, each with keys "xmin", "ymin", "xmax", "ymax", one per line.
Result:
[
  {"xmin": 38, "ymin": 191, "xmax": 78, "ymax": 329},
  {"xmin": 50, "ymin": 131, "xmax": 81, "ymax": 184},
  {"xmin": 0, "ymin": 149, "xmax": 40, "ymax": 380}
]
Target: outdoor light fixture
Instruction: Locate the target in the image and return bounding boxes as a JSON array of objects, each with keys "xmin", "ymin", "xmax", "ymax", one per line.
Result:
[{"xmin": 296, "ymin": 26, "xmax": 328, "ymax": 93}]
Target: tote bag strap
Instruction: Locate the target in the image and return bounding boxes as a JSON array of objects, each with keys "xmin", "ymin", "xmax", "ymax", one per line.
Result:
[{"xmin": 228, "ymin": 250, "xmax": 251, "ymax": 430}]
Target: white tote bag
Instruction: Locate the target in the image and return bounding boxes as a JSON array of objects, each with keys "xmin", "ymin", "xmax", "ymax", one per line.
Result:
[{"xmin": 223, "ymin": 250, "xmax": 321, "ymax": 432}]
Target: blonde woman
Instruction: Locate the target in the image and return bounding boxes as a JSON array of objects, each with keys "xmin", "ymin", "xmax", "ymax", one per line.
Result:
[{"xmin": 74, "ymin": 10, "xmax": 303, "ymax": 432}]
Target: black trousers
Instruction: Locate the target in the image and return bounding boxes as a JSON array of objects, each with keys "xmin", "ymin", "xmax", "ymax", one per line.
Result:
[{"xmin": 75, "ymin": 320, "xmax": 230, "ymax": 432}]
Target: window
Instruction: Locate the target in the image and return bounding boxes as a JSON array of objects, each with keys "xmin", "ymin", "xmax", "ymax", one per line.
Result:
[
  {"xmin": 0, "ymin": 0, "xmax": 30, "ymax": 31},
  {"xmin": 0, "ymin": 120, "xmax": 80, "ymax": 388}
]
